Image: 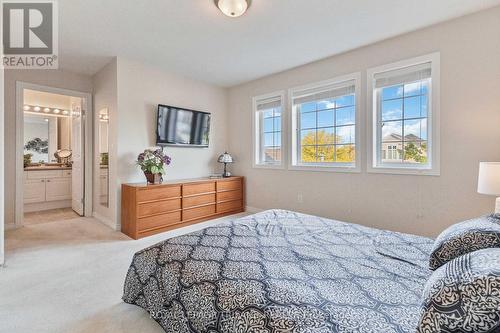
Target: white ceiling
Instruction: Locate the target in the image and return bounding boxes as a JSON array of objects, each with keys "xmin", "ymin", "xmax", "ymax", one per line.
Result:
[{"xmin": 59, "ymin": 0, "xmax": 500, "ymax": 87}]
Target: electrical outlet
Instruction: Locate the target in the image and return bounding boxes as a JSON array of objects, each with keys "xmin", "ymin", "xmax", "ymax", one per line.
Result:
[{"xmin": 297, "ymin": 193, "xmax": 303, "ymax": 203}]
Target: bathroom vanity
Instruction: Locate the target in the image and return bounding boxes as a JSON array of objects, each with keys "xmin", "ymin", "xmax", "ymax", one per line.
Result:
[{"xmin": 24, "ymin": 166, "xmax": 72, "ymax": 212}]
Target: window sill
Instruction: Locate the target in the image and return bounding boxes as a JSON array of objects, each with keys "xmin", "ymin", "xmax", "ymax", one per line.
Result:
[
  {"xmin": 253, "ymin": 163, "xmax": 285, "ymax": 170},
  {"xmin": 367, "ymin": 165, "xmax": 440, "ymax": 176},
  {"xmin": 289, "ymin": 163, "xmax": 360, "ymax": 173}
]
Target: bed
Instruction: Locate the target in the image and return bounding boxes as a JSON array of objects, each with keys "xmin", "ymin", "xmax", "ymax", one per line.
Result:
[{"xmin": 123, "ymin": 209, "xmax": 433, "ymax": 333}]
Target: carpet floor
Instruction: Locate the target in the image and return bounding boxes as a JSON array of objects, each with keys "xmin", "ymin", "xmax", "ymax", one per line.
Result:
[{"xmin": 0, "ymin": 213, "xmax": 249, "ymax": 333}]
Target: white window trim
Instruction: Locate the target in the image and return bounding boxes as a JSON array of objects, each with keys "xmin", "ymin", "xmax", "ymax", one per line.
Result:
[
  {"xmin": 366, "ymin": 53, "xmax": 441, "ymax": 176},
  {"xmin": 288, "ymin": 73, "xmax": 362, "ymax": 173},
  {"xmin": 252, "ymin": 91, "xmax": 286, "ymax": 169}
]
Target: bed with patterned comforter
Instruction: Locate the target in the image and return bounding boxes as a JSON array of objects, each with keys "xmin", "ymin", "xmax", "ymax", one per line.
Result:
[{"xmin": 123, "ymin": 209, "xmax": 433, "ymax": 333}]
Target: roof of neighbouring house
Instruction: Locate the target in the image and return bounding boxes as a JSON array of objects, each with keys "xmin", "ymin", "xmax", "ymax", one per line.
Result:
[{"xmin": 382, "ymin": 133, "xmax": 422, "ymax": 142}]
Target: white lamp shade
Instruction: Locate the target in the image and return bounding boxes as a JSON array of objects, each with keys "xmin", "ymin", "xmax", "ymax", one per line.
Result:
[
  {"xmin": 218, "ymin": 152, "xmax": 233, "ymax": 163},
  {"xmin": 478, "ymin": 162, "xmax": 500, "ymax": 195},
  {"xmin": 217, "ymin": 0, "xmax": 248, "ymax": 17}
]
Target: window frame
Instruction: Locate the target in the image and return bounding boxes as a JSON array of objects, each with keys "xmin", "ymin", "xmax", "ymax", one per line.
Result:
[
  {"xmin": 252, "ymin": 91, "xmax": 286, "ymax": 169},
  {"xmin": 288, "ymin": 73, "xmax": 361, "ymax": 173},
  {"xmin": 367, "ymin": 53, "xmax": 440, "ymax": 176}
]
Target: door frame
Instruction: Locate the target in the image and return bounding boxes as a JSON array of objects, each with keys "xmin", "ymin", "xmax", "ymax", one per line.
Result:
[
  {"xmin": 1, "ymin": 67, "xmax": 4, "ymax": 265},
  {"xmin": 15, "ymin": 81, "xmax": 93, "ymax": 227}
]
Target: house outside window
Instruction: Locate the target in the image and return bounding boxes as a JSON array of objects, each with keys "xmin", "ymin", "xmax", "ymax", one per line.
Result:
[{"xmin": 367, "ymin": 53, "xmax": 440, "ymax": 175}]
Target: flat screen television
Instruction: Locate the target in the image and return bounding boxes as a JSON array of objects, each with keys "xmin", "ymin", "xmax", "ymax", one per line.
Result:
[{"xmin": 156, "ymin": 104, "xmax": 211, "ymax": 147}]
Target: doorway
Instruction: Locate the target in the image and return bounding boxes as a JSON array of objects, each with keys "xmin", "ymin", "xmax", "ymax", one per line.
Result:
[{"xmin": 15, "ymin": 82, "xmax": 93, "ymax": 226}]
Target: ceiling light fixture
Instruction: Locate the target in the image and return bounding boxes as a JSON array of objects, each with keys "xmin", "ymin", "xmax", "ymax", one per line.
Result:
[{"xmin": 215, "ymin": 0, "xmax": 250, "ymax": 18}]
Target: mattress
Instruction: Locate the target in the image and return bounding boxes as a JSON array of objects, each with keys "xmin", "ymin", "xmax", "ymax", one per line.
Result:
[{"xmin": 123, "ymin": 209, "xmax": 433, "ymax": 332}]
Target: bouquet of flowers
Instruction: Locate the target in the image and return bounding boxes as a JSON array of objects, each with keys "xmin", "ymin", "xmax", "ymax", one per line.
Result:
[{"xmin": 137, "ymin": 148, "xmax": 171, "ymax": 184}]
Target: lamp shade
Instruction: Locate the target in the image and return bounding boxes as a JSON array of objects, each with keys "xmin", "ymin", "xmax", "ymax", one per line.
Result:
[
  {"xmin": 216, "ymin": 0, "xmax": 249, "ymax": 17},
  {"xmin": 478, "ymin": 162, "xmax": 500, "ymax": 195},
  {"xmin": 218, "ymin": 152, "xmax": 233, "ymax": 163}
]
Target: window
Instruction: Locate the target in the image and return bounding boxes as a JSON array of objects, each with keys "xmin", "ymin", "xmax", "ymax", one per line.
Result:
[
  {"xmin": 368, "ymin": 53, "xmax": 440, "ymax": 175},
  {"xmin": 290, "ymin": 74, "xmax": 360, "ymax": 171},
  {"xmin": 253, "ymin": 92, "xmax": 284, "ymax": 167}
]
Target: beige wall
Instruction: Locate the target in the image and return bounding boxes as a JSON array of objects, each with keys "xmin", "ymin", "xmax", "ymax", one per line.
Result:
[
  {"xmin": 3, "ymin": 69, "xmax": 93, "ymax": 226},
  {"xmin": 23, "ymin": 90, "xmax": 72, "ymax": 110},
  {"xmin": 113, "ymin": 58, "xmax": 229, "ymax": 227},
  {"xmin": 228, "ymin": 7, "xmax": 500, "ymax": 237},
  {"xmin": 92, "ymin": 59, "xmax": 118, "ymax": 228},
  {"xmin": 3, "ymin": 59, "xmax": 230, "ymax": 231}
]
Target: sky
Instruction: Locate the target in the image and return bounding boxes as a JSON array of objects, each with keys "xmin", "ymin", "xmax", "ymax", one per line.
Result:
[{"xmin": 262, "ymin": 80, "xmax": 429, "ymax": 148}]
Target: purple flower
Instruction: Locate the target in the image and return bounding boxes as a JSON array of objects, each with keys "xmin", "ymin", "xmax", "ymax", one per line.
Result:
[
  {"xmin": 137, "ymin": 153, "xmax": 145, "ymax": 162},
  {"xmin": 163, "ymin": 155, "xmax": 171, "ymax": 165}
]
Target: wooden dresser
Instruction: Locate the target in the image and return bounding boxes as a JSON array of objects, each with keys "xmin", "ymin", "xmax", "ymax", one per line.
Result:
[{"xmin": 121, "ymin": 176, "xmax": 244, "ymax": 239}]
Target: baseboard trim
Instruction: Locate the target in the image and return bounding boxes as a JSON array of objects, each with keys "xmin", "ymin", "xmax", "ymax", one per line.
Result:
[
  {"xmin": 24, "ymin": 200, "xmax": 71, "ymax": 213},
  {"xmin": 5, "ymin": 223, "xmax": 19, "ymax": 231},
  {"xmin": 245, "ymin": 206, "xmax": 264, "ymax": 214}
]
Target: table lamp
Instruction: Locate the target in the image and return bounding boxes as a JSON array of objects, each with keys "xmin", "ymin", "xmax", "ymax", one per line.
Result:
[
  {"xmin": 478, "ymin": 162, "xmax": 500, "ymax": 214},
  {"xmin": 218, "ymin": 152, "xmax": 233, "ymax": 178}
]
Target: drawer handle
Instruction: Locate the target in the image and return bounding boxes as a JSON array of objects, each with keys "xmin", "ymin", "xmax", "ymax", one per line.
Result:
[{"xmin": 46, "ymin": 180, "xmax": 51, "ymax": 182}]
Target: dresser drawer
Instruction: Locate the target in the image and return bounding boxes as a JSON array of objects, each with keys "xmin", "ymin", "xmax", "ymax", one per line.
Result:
[
  {"xmin": 217, "ymin": 199, "xmax": 242, "ymax": 213},
  {"xmin": 217, "ymin": 189, "xmax": 242, "ymax": 202},
  {"xmin": 137, "ymin": 198, "xmax": 181, "ymax": 217},
  {"xmin": 136, "ymin": 185, "xmax": 181, "ymax": 203},
  {"xmin": 121, "ymin": 177, "xmax": 244, "ymax": 239},
  {"xmin": 183, "ymin": 193, "xmax": 216, "ymax": 209},
  {"xmin": 217, "ymin": 179, "xmax": 242, "ymax": 192},
  {"xmin": 137, "ymin": 211, "xmax": 182, "ymax": 232},
  {"xmin": 183, "ymin": 182, "xmax": 215, "ymax": 196},
  {"xmin": 183, "ymin": 204, "xmax": 216, "ymax": 221}
]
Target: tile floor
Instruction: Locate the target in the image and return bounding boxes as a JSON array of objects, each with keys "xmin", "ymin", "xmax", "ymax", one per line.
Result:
[{"xmin": 23, "ymin": 208, "xmax": 80, "ymax": 225}]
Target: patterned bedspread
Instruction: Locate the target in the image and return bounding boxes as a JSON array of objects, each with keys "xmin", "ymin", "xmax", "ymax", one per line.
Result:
[{"xmin": 123, "ymin": 210, "xmax": 433, "ymax": 333}]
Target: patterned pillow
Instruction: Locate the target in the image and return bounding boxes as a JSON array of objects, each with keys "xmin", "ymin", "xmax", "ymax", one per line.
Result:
[
  {"xmin": 417, "ymin": 248, "xmax": 500, "ymax": 333},
  {"xmin": 429, "ymin": 214, "xmax": 500, "ymax": 270}
]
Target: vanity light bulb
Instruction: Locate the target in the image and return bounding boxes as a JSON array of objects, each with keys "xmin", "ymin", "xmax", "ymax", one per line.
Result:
[
  {"xmin": 53, "ymin": 109, "xmax": 60, "ymax": 114},
  {"xmin": 44, "ymin": 108, "xmax": 50, "ymax": 113},
  {"xmin": 23, "ymin": 105, "xmax": 30, "ymax": 111},
  {"xmin": 33, "ymin": 106, "xmax": 41, "ymax": 112},
  {"xmin": 62, "ymin": 110, "xmax": 69, "ymax": 115}
]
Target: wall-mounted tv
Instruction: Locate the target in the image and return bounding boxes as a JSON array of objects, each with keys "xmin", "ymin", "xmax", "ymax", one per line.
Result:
[{"xmin": 156, "ymin": 104, "xmax": 211, "ymax": 147}]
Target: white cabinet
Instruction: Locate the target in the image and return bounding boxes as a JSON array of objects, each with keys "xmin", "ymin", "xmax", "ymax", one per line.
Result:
[
  {"xmin": 24, "ymin": 179, "xmax": 46, "ymax": 204},
  {"xmin": 45, "ymin": 177, "xmax": 72, "ymax": 201},
  {"xmin": 23, "ymin": 170, "xmax": 72, "ymax": 206}
]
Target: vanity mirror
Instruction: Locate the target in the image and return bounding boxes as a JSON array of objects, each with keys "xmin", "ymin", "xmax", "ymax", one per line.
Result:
[
  {"xmin": 98, "ymin": 108, "xmax": 109, "ymax": 207},
  {"xmin": 54, "ymin": 149, "xmax": 72, "ymax": 165},
  {"xmin": 24, "ymin": 114, "xmax": 72, "ymax": 165}
]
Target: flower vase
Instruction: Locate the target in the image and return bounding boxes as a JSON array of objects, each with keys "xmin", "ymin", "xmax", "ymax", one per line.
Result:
[{"xmin": 144, "ymin": 172, "xmax": 162, "ymax": 185}]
